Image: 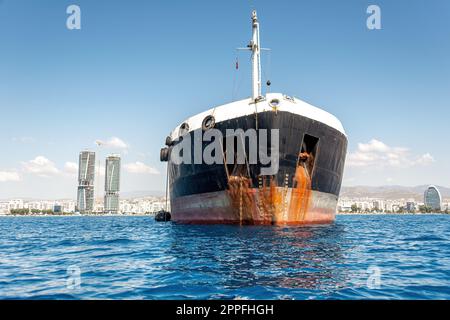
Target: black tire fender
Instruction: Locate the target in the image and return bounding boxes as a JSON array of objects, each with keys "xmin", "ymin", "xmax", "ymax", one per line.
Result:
[{"xmin": 160, "ymin": 147, "xmax": 170, "ymax": 162}]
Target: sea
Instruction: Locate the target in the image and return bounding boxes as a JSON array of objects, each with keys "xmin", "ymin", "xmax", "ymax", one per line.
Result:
[{"xmin": 0, "ymin": 214, "xmax": 449, "ymax": 300}]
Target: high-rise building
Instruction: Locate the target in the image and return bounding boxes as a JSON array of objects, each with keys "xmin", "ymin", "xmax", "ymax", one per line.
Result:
[
  {"xmin": 406, "ymin": 201, "xmax": 416, "ymax": 212},
  {"xmin": 424, "ymin": 185, "xmax": 442, "ymax": 211},
  {"xmin": 76, "ymin": 151, "xmax": 96, "ymax": 213},
  {"xmin": 104, "ymin": 154, "xmax": 121, "ymax": 214},
  {"xmin": 53, "ymin": 204, "xmax": 63, "ymax": 214}
]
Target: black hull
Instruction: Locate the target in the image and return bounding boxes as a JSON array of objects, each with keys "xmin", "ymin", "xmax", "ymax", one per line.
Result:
[
  {"xmin": 164, "ymin": 110, "xmax": 347, "ymax": 224},
  {"xmin": 169, "ymin": 111, "xmax": 347, "ymax": 199}
]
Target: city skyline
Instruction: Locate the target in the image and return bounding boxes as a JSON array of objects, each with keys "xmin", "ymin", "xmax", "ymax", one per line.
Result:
[
  {"xmin": 1, "ymin": 1, "xmax": 450, "ymax": 198},
  {"xmin": 0, "ymin": 196, "xmax": 167, "ymax": 215}
]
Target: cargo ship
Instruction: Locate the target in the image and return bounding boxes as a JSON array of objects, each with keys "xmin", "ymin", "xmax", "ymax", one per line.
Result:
[{"xmin": 160, "ymin": 10, "xmax": 347, "ymax": 224}]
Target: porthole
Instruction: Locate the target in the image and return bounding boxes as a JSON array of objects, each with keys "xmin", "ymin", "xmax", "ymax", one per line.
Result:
[
  {"xmin": 202, "ymin": 115, "xmax": 216, "ymax": 131},
  {"xmin": 269, "ymin": 99, "xmax": 280, "ymax": 108}
]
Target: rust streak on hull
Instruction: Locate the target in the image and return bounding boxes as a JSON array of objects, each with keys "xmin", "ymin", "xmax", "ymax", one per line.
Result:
[
  {"xmin": 287, "ymin": 164, "xmax": 312, "ymax": 223},
  {"xmin": 172, "ymin": 165, "xmax": 328, "ymax": 225},
  {"xmin": 225, "ymin": 162, "xmax": 313, "ymax": 224}
]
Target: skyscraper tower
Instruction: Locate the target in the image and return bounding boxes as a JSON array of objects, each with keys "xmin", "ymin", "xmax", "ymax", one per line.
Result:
[
  {"xmin": 424, "ymin": 185, "xmax": 442, "ymax": 211},
  {"xmin": 104, "ymin": 154, "xmax": 121, "ymax": 214},
  {"xmin": 76, "ymin": 151, "xmax": 96, "ymax": 213}
]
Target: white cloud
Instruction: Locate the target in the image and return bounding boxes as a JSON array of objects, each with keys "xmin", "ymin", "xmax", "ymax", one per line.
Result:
[
  {"xmin": 347, "ymin": 139, "xmax": 435, "ymax": 168},
  {"xmin": 12, "ymin": 136, "xmax": 35, "ymax": 144},
  {"xmin": 63, "ymin": 162, "xmax": 78, "ymax": 174},
  {"xmin": 0, "ymin": 171, "xmax": 21, "ymax": 182},
  {"xmin": 358, "ymin": 139, "xmax": 390, "ymax": 153},
  {"xmin": 95, "ymin": 137, "xmax": 128, "ymax": 149},
  {"xmin": 21, "ymin": 156, "xmax": 60, "ymax": 177},
  {"xmin": 124, "ymin": 162, "xmax": 159, "ymax": 175},
  {"xmin": 415, "ymin": 153, "xmax": 435, "ymax": 165}
]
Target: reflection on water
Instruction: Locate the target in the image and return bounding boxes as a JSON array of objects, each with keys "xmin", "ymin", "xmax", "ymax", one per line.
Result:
[
  {"xmin": 168, "ymin": 223, "xmax": 349, "ymax": 293},
  {"xmin": 0, "ymin": 215, "xmax": 449, "ymax": 299}
]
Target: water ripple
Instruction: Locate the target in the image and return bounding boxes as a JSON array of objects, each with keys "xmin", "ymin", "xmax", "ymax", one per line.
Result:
[{"xmin": 0, "ymin": 215, "xmax": 449, "ymax": 299}]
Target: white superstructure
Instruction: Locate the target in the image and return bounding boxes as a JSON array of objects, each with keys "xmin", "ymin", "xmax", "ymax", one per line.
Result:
[{"xmin": 169, "ymin": 93, "xmax": 346, "ymax": 140}]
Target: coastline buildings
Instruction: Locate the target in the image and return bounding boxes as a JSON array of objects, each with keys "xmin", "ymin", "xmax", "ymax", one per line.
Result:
[
  {"xmin": 338, "ymin": 185, "xmax": 447, "ymax": 213},
  {"xmin": 8, "ymin": 199, "xmax": 24, "ymax": 210},
  {"xmin": 104, "ymin": 154, "xmax": 121, "ymax": 214},
  {"xmin": 424, "ymin": 185, "xmax": 442, "ymax": 211},
  {"xmin": 0, "ymin": 197, "xmax": 166, "ymax": 215},
  {"xmin": 119, "ymin": 198, "xmax": 166, "ymax": 214},
  {"xmin": 76, "ymin": 151, "xmax": 96, "ymax": 213},
  {"xmin": 338, "ymin": 198, "xmax": 413, "ymax": 213}
]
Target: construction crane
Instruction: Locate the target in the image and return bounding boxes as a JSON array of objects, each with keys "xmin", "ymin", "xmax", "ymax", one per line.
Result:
[{"xmin": 94, "ymin": 140, "xmax": 104, "ymax": 211}]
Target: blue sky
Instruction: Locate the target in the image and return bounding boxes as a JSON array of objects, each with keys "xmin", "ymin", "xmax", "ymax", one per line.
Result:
[{"xmin": 0, "ymin": 0, "xmax": 449, "ymax": 199}]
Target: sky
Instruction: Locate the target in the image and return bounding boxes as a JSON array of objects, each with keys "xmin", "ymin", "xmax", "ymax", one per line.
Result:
[{"xmin": 0, "ymin": 0, "xmax": 449, "ymax": 199}]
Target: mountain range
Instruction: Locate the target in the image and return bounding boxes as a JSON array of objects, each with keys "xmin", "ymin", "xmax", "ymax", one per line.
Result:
[
  {"xmin": 117, "ymin": 186, "xmax": 450, "ymax": 201},
  {"xmin": 1, "ymin": 186, "xmax": 449, "ymax": 202},
  {"xmin": 340, "ymin": 185, "xmax": 450, "ymax": 201}
]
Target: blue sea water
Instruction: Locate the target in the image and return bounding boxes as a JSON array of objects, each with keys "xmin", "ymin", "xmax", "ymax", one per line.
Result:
[{"xmin": 0, "ymin": 214, "xmax": 449, "ymax": 300}]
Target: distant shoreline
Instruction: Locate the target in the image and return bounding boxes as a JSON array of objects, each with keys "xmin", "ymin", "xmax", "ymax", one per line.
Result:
[
  {"xmin": 336, "ymin": 212, "xmax": 447, "ymax": 215},
  {"xmin": 0, "ymin": 213, "xmax": 155, "ymax": 217},
  {"xmin": 1, "ymin": 213, "xmax": 448, "ymax": 218}
]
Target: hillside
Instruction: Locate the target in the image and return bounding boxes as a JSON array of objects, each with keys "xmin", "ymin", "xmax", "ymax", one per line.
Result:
[{"xmin": 340, "ymin": 185, "xmax": 450, "ymax": 201}]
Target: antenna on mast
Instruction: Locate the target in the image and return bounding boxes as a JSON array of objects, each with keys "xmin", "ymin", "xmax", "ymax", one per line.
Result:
[
  {"xmin": 237, "ymin": 10, "xmax": 270, "ymax": 102},
  {"xmin": 250, "ymin": 10, "xmax": 261, "ymax": 101}
]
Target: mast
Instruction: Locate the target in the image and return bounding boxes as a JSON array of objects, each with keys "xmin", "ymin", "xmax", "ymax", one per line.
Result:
[
  {"xmin": 250, "ymin": 10, "xmax": 262, "ymax": 101},
  {"xmin": 237, "ymin": 10, "xmax": 269, "ymax": 101}
]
